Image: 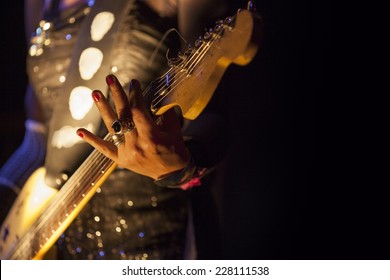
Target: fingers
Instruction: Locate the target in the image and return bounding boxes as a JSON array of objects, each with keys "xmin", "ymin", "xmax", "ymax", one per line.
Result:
[
  {"xmin": 105, "ymin": 75, "xmax": 131, "ymax": 119},
  {"xmin": 105, "ymin": 75, "xmax": 156, "ymax": 138},
  {"xmin": 77, "ymin": 128, "xmax": 118, "ymax": 160},
  {"xmin": 128, "ymin": 79, "xmax": 156, "ymax": 138},
  {"xmin": 158, "ymin": 107, "xmax": 183, "ymax": 137},
  {"xmin": 81, "ymin": 75, "xmax": 158, "ymax": 151},
  {"xmin": 91, "ymin": 90, "xmax": 117, "ymax": 134}
]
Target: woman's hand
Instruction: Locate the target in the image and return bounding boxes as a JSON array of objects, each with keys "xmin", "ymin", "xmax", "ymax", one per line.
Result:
[{"xmin": 76, "ymin": 75, "xmax": 190, "ymax": 180}]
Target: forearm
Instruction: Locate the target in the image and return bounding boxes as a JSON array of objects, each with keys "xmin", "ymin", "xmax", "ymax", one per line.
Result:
[{"xmin": 0, "ymin": 119, "xmax": 47, "ymax": 194}]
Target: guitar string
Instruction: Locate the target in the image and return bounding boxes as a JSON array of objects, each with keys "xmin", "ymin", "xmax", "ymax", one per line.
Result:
[
  {"xmin": 11, "ymin": 17, "xmax": 235, "ymax": 259},
  {"xmin": 11, "ymin": 137, "xmax": 113, "ymax": 258},
  {"xmin": 19, "ymin": 158, "xmax": 113, "ymax": 259},
  {"xmin": 145, "ymin": 14, "xmax": 234, "ymax": 101},
  {"xmin": 125, "ymin": 16, "xmax": 233, "ymax": 115},
  {"xmin": 155, "ymin": 19, "xmax": 228, "ymax": 94},
  {"xmin": 12, "ymin": 44, "xmax": 218, "ymax": 259},
  {"xmin": 144, "ymin": 17, "xmax": 231, "ymax": 109},
  {"xmin": 13, "ymin": 115, "xmax": 163, "ymax": 257},
  {"xmin": 24, "ymin": 74, "xmax": 167, "ymax": 241},
  {"xmin": 150, "ymin": 27, "xmax": 225, "ymax": 109},
  {"xmin": 11, "ymin": 148, "xmax": 113, "ymax": 259},
  {"xmin": 13, "ymin": 111, "xmax": 153, "ymax": 258},
  {"xmin": 150, "ymin": 35, "xmax": 220, "ymax": 110},
  {"xmin": 11, "ymin": 33, "xmax": 221, "ymax": 258},
  {"xmin": 12, "ymin": 62, "xmax": 170, "ymax": 256}
]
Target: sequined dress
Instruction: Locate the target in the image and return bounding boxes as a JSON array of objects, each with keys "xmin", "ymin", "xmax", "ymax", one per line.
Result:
[{"xmin": 26, "ymin": 1, "xmax": 191, "ymax": 260}]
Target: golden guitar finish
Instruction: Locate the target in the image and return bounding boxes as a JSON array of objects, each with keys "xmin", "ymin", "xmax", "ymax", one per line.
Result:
[
  {"xmin": 153, "ymin": 9, "xmax": 261, "ymax": 120},
  {"xmin": 0, "ymin": 168, "xmax": 57, "ymax": 259},
  {"xmin": 0, "ymin": 8, "xmax": 262, "ymax": 260}
]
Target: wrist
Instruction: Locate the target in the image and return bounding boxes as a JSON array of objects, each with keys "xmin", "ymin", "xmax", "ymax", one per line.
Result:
[{"xmin": 153, "ymin": 156, "xmax": 206, "ymax": 190}]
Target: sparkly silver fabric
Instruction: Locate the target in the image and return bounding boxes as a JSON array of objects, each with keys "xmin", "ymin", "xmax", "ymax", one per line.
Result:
[
  {"xmin": 57, "ymin": 170, "xmax": 189, "ymax": 260},
  {"xmin": 26, "ymin": 1, "xmax": 190, "ymax": 259}
]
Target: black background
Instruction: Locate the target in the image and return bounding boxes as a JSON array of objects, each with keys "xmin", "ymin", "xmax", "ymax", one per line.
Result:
[{"xmin": 2, "ymin": 1, "xmax": 386, "ymax": 260}]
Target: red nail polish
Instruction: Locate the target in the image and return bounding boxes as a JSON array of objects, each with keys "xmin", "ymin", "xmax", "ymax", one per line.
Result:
[
  {"xmin": 106, "ymin": 75, "xmax": 115, "ymax": 85},
  {"xmin": 92, "ymin": 90, "xmax": 100, "ymax": 102},
  {"xmin": 77, "ymin": 131, "xmax": 84, "ymax": 138}
]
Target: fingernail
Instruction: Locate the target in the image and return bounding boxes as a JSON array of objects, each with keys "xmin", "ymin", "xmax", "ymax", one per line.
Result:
[
  {"xmin": 106, "ymin": 75, "xmax": 115, "ymax": 85},
  {"xmin": 77, "ymin": 131, "xmax": 84, "ymax": 138},
  {"xmin": 92, "ymin": 90, "xmax": 100, "ymax": 102}
]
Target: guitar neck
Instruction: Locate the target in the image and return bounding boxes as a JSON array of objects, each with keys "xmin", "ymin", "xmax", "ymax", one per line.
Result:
[{"xmin": 7, "ymin": 134, "xmax": 117, "ymax": 260}]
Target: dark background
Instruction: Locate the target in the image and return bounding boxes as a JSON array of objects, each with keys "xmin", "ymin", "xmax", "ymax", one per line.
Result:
[
  {"xmin": 2, "ymin": 1, "xmax": 386, "ymax": 260},
  {"xmin": 0, "ymin": 2, "xmax": 28, "ymax": 158}
]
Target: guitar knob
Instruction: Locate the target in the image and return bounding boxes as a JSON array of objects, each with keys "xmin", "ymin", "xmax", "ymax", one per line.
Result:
[
  {"xmin": 177, "ymin": 51, "xmax": 186, "ymax": 59},
  {"xmin": 214, "ymin": 24, "xmax": 222, "ymax": 32},
  {"xmin": 203, "ymin": 31, "xmax": 212, "ymax": 41},
  {"xmin": 247, "ymin": 1, "xmax": 257, "ymax": 12},
  {"xmin": 185, "ymin": 45, "xmax": 193, "ymax": 56},
  {"xmin": 195, "ymin": 36, "xmax": 203, "ymax": 48},
  {"xmin": 224, "ymin": 17, "xmax": 233, "ymax": 26}
]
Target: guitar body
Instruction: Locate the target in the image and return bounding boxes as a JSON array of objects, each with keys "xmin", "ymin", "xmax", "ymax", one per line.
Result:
[{"xmin": 0, "ymin": 168, "xmax": 57, "ymax": 259}]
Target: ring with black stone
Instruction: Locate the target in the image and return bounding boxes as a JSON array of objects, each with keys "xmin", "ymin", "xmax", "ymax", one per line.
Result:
[{"xmin": 111, "ymin": 118, "xmax": 134, "ymax": 135}]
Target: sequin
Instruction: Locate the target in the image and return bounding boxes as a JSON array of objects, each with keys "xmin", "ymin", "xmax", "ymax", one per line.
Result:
[
  {"xmin": 43, "ymin": 22, "xmax": 51, "ymax": 31},
  {"xmin": 36, "ymin": 27, "xmax": 42, "ymax": 36},
  {"xmin": 29, "ymin": 45, "xmax": 37, "ymax": 56},
  {"xmin": 55, "ymin": 64, "xmax": 63, "ymax": 72}
]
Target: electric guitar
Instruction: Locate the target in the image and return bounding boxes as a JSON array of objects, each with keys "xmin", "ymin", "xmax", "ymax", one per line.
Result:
[{"xmin": 0, "ymin": 7, "xmax": 262, "ymax": 260}]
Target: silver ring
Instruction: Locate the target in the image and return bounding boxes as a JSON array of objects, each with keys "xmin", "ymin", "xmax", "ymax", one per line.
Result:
[
  {"xmin": 111, "ymin": 118, "xmax": 134, "ymax": 135},
  {"xmin": 111, "ymin": 133, "xmax": 125, "ymax": 147}
]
